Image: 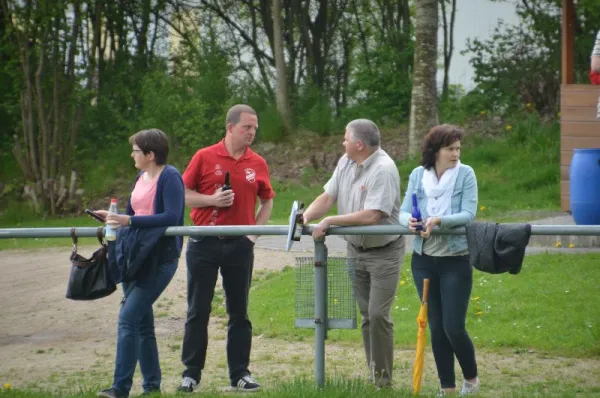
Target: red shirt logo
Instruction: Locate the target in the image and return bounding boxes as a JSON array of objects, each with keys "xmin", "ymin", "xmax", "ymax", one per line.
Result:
[{"xmin": 245, "ymin": 168, "xmax": 256, "ymax": 183}]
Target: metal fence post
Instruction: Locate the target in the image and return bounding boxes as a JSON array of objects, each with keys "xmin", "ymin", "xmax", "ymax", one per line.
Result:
[{"xmin": 314, "ymin": 239, "xmax": 328, "ymax": 388}]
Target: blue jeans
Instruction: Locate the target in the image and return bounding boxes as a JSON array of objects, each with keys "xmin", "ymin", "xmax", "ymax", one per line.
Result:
[
  {"xmin": 411, "ymin": 252, "xmax": 478, "ymax": 389},
  {"xmin": 112, "ymin": 260, "xmax": 178, "ymax": 394}
]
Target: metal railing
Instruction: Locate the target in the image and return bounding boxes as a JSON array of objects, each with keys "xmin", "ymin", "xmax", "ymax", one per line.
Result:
[
  {"xmin": 1, "ymin": 223, "xmax": 600, "ymax": 388},
  {"xmin": 3, "ymin": 224, "xmax": 600, "ymax": 238}
]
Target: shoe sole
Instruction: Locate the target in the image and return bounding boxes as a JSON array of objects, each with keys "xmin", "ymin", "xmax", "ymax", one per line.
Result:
[{"xmin": 220, "ymin": 386, "xmax": 262, "ymax": 393}]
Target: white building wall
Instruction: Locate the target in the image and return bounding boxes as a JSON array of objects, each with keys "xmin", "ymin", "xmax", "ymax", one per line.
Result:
[{"xmin": 437, "ymin": 0, "xmax": 521, "ymax": 91}]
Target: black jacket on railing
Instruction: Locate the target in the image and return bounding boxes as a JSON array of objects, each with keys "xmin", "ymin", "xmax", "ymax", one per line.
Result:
[{"xmin": 466, "ymin": 222, "xmax": 532, "ymax": 275}]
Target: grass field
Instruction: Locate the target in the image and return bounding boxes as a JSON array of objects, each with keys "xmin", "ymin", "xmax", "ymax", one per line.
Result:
[
  {"xmin": 2, "ymin": 377, "xmax": 597, "ymax": 398},
  {"xmin": 1, "ymin": 253, "xmax": 598, "ymax": 397},
  {"xmin": 249, "ymin": 253, "xmax": 600, "ymax": 357}
]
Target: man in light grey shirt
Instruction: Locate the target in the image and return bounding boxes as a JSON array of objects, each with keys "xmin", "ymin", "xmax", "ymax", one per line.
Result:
[{"xmin": 303, "ymin": 119, "xmax": 405, "ymax": 388}]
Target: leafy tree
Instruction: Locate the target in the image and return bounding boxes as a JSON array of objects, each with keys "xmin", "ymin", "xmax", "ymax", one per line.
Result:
[
  {"xmin": 464, "ymin": 0, "xmax": 600, "ymax": 115},
  {"xmin": 0, "ymin": 2, "xmax": 19, "ymax": 157},
  {"xmin": 345, "ymin": 0, "xmax": 414, "ymax": 125},
  {"xmin": 136, "ymin": 38, "xmax": 232, "ymax": 157},
  {"xmin": 1, "ymin": 0, "xmax": 172, "ymax": 214},
  {"xmin": 2, "ymin": 0, "xmax": 89, "ymax": 214},
  {"xmin": 348, "ymin": 44, "xmax": 413, "ymax": 124}
]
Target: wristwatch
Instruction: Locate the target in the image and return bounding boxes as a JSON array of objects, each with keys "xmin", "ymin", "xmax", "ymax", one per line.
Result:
[{"xmin": 128, "ymin": 217, "xmax": 132, "ymax": 226}]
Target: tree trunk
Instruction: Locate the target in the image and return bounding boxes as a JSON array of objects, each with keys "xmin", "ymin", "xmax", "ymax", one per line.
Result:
[
  {"xmin": 409, "ymin": 0, "xmax": 439, "ymax": 158},
  {"xmin": 271, "ymin": 0, "xmax": 294, "ymax": 135},
  {"xmin": 136, "ymin": 0, "xmax": 151, "ymax": 70}
]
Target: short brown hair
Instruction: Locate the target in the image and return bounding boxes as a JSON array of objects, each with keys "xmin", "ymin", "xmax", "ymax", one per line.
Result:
[
  {"xmin": 225, "ymin": 104, "xmax": 257, "ymax": 128},
  {"xmin": 420, "ymin": 124, "xmax": 463, "ymax": 170},
  {"xmin": 129, "ymin": 128, "xmax": 169, "ymax": 165}
]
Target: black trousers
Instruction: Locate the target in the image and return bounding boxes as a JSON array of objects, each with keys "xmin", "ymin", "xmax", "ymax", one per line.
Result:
[
  {"xmin": 411, "ymin": 252, "xmax": 478, "ymax": 389},
  {"xmin": 181, "ymin": 236, "xmax": 255, "ymax": 383}
]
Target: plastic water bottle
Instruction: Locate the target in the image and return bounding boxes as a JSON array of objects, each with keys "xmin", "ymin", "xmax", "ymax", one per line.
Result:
[
  {"xmin": 412, "ymin": 193, "xmax": 423, "ymax": 231},
  {"xmin": 105, "ymin": 198, "xmax": 118, "ymax": 241}
]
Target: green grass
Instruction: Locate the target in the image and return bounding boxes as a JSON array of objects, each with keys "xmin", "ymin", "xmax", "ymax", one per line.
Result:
[
  {"xmin": 2, "ymin": 254, "xmax": 599, "ymax": 397},
  {"xmin": 465, "ymin": 115, "xmax": 560, "ymax": 219},
  {"xmin": 249, "ymin": 253, "xmax": 600, "ymax": 357},
  {"xmin": 269, "ymin": 180, "xmax": 337, "ymax": 224},
  {"xmin": 0, "ymin": 381, "xmax": 409, "ymax": 398},
  {"xmin": 2, "ymin": 377, "xmax": 598, "ymax": 398}
]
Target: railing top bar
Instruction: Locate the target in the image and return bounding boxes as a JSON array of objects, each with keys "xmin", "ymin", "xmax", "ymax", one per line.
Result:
[
  {"xmin": 326, "ymin": 224, "xmax": 600, "ymax": 236},
  {"xmin": 1, "ymin": 224, "xmax": 600, "ymax": 239}
]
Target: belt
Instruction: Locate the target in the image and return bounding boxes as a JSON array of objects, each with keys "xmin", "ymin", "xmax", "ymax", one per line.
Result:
[{"xmin": 351, "ymin": 237, "xmax": 400, "ymax": 252}]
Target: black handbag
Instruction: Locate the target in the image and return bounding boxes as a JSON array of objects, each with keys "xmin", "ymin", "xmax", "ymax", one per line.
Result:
[{"xmin": 66, "ymin": 227, "xmax": 117, "ymax": 300}]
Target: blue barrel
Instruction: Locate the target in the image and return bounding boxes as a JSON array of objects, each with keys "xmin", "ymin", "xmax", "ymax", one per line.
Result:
[{"xmin": 570, "ymin": 148, "xmax": 600, "ymax": 225}]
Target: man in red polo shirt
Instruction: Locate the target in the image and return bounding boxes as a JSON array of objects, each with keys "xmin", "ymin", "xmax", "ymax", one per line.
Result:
[{"xmin": 178, "ymin": 104, "xmax": 274, "ymax": 393}]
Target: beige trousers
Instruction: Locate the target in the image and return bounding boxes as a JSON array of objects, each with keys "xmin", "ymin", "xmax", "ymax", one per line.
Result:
[{"xmin": 346, "ymin": 237, "xmax": 405, "ymax": 387}]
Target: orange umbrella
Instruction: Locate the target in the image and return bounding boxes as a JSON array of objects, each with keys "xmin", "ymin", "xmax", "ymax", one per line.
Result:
[{"xmin": 413, "ymin": 278, "xmax": 430, "ymax": 395}]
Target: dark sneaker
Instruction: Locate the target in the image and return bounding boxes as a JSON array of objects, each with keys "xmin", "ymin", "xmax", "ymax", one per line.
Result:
[
  {"xmin": 177, "ymin": 377, "xmax": 198, "ymax": 393},
  {"xmin": 97, "ymin": 388, "xmax": 128, "ymax": 398},
  {"xmin": 233, "ymin": 375, "xmax": 261, "ymax": 392}
]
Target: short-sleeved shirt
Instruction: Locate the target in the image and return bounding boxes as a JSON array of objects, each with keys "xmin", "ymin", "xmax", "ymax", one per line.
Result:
[
  {"xmin": 182, "ymin": 140, "xmax": 275, "ymax": 226},
  {"xmin": 324, "ymin": 148, "xmax": 402, "ymax": 249}
]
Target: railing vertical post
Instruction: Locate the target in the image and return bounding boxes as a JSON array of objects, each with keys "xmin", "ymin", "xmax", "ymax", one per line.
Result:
[{"xmin": 314, "ymin": 239, "xmax": 327, "ymax": 388}]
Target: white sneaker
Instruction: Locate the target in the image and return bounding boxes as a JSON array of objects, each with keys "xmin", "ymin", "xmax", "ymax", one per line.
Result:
[
  {"xmin": 177, "ymin": 377, "xmax": 198, "ymax": 393},
  {"xmin": 461, "ymin": 378, "xmax": 480, "ymax": 395}
]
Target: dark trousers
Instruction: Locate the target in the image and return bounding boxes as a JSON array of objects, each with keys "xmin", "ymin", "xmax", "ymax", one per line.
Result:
[
  {"xmin": 411, "ymin": 252, "xmax": 478, "ymax": 389},
  {"xmin": 181, "ymin": 236, "xmax": 254, "ymax": 384}
]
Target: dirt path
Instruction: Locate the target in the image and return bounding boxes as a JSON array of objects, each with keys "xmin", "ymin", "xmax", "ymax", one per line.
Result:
[{"xmin": 0, "ymin": 245, "xmax": 598, "ymax": 396}]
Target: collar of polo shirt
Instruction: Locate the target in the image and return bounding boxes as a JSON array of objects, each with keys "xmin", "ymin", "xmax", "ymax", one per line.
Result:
[{"xmin": 357, "ymin": 148, "xmax": 382, "ymax": 168}]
